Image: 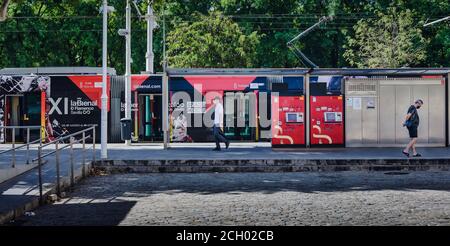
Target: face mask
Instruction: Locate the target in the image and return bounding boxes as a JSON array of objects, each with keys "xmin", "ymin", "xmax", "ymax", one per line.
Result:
[{"xmin": 416, "ymin": 105, "xmax": 421, "ymax": 109}]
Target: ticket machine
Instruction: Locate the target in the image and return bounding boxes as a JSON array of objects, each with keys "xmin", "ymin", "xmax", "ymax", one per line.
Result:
[
  {"xmin": 309, "ymin": 76, "xmax": 344, "ymax": 146},
  {"xmin": 271, "ymin": 94, "xmax": 305, "ymax": 147},
  {"xmin": 271, "ymin": 77, "xmax": 306, "ymax": 148},
  {"xmin": 310, "ymin": 95, "xmax": 344, "ymax": 145}
]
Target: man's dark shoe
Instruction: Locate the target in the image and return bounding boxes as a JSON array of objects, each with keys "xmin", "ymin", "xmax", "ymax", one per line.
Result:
[
  {"xmin": 225, "ymin": 141, "xmax": 230, "ymax": 149},
  {"xmin": 402, "ymin": 150, "xmax": 410, "ymax": 157},
  {"xmin": 212, "ymin": 148, "xmax": 221, "ymax": 151}
]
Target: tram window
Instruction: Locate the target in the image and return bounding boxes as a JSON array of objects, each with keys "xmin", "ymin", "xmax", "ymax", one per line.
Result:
[
  {"xmin": 310, "ymin": 76, "xmax": 342, "ymax": 94},
  {"xmin": 328, "ymin": 77, "xmax": 342, "ymax": 93},
  {"xmin": 283, "ymin": 77, "xmax": 304, "ymax": 91}
]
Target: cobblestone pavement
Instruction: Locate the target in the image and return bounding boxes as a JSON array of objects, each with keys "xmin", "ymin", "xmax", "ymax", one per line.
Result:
[{"xmin": 11, "ymin": 171, "xmax": 450, "ymax": 226}]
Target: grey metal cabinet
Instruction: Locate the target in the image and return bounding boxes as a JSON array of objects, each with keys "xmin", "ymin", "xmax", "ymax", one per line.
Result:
[{"xmin": 345, "ymin": 78, "xmax": 446, "ymax": 147}]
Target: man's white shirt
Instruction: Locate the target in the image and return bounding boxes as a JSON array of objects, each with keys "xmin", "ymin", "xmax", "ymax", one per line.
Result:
[{"xmin": 214, "ymin": 103, "xmax": 224, "ymax": 127}]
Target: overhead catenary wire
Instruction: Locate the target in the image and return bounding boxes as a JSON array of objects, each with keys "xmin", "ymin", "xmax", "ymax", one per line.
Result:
[
  {"xmin": 0, "ymin": 17, "xmax": 373, "ymax": 33},
  {"xmin": 2, "ymin": 13, "xmax": 445, "ymax": 34},
  {"xmin": 0, "ymin": 29, "xmax": 103, "ymax": 33},
  {"xmin": 1, "ymin": 12, "xmax": 447, "ymax": 34},
  {"xmin": 3, "ymin": 13, "xmax": 448, "ymax": 19},
  {"xmin": 0, "ymin": 27, "xmax": 357, "ymax": 33},
  {"xmin": 286, "ymin": 16, "xmax": 334, "ymax": 68}
]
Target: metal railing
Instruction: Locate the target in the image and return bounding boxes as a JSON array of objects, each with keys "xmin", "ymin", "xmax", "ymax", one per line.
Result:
[
  {"xmin": 34, "ymin": 126, "xmax": 96, "ymax": 204},
  {"xmin": 1, "ymin": 125, "xmax": 97, "ymax": 205},
  {"xmin": 0, "ymin": 126, "xmax": 43, "ymax": 167}
]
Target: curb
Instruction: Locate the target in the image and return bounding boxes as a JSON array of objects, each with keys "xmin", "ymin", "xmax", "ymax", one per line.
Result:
[{"xmin": 93, "ymin": 158, "xmax": 450, "ymax": 173}]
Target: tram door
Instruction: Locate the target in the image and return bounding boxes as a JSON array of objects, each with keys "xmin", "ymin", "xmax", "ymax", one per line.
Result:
[
  {"xmin": 4, "ymin": 95, "xmax": 23, "ymax": 142},
  {"xmin": 137, "ymin": 94, "xmax": 163, "ymax": 142},
  {"xmin": 223, "ymin": 92, "xmax": 255, "ymax": 141},
  {"xmin": 3, "ymin": 93, "xmax": 41, "ymax": 142}
]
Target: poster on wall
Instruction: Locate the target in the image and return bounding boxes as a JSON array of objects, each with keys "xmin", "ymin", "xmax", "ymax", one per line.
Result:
[
  {"xmin": 171, "ymin": 111, "xmax": 190, "ymax": 142},
  {"xmin": 169, "ymin": 99, "xmax": 196, "ymax": 142},
  {"xmin": 0, "ymin": 75, "xmax": 51, "ymax": 143},
  {"xmin": 353, "ymin": 97, "xmax": 362, "ymax": 110},
  {"xmin": 48, "ymin": 76, "xmax": 109, "ymax": 142}
]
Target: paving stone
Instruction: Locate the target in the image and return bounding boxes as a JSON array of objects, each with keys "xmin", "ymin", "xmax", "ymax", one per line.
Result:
[{"xmin": 10, "ymin": 171, "xmax": 450, "ymax": 226}]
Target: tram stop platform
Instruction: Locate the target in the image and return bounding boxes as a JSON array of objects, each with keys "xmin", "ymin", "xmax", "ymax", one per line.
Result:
[
  {"xmin": 96, "ymin": 143, "xmax": 450, "ymax": 173},
  {"xmin": 1, "ymin": 142, "xmax": 450, "ymax": 224}
]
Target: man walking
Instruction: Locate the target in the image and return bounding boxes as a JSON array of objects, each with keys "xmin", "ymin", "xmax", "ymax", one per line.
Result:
[
  {"xmin": 402, "ymin": 99, "xmax": 423, "ymax": 157},
  {"xmin": 212, "ymin": 96, "xmax": 229, "ymax": 151}
]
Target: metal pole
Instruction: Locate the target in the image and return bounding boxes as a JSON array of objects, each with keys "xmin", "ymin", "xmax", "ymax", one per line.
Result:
[
  {"xmin": 82, "ymin": 131, "xmax": 86, "ymax": 178},
  {"xmin": 93, "ymin": 127, "xmax": 96, "ymax": 164},
  {"xmin": 287, "ymin": 16, "xmax": 333, "ymax": 46},
  {"xmin": 145, "ymin": 3, "xmax": 155, "ymax": 73},
  {"xmin": 424, "ymin": 16, "xmax": 449, "ymax": 27},
  {"xmin": 125, "ymin": 0, "xmax": 132, "ymax": 146},
  {"xmin": 286, "ymin": 16, "xmax": 333, "ymax": 69},
  {"xmin": 70, "ymin": 140, "xmax": 74, "ymax": 188},
  {"xmin": 305, "ymin": 73, "xmax": 310, "ymax": 148},
  {"xmin": 101, "ymin": 0, "xmax": 109, "ymax": 159},
  {"xmin": 12, "ymin": 127, "xmax": 15, "ymax": 168},
  {"xmin": 162, "ymin": 11, "xmax": 169, "ymax": 149},
  {"xmin": 26, "ymin": 127, "xmax": 30, "ymax": 164},
  {"xmin": 162, "ymin": 66, "xmax": 169, "ymax": 149},
  {"xmin": 37, "ymin": 137, "xmax": 43, "ymax": 205},
  {"xmin": 55, "ymin": 141, "xmax": 61, "ymax": 197}
]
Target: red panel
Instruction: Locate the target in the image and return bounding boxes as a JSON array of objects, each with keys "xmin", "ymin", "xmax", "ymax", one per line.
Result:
[
  {"xmin": 41, "ymin": 90, "xmax": 46, "ymax": 142},
  {"xmin": 421, "ymin": 75, "xmax": 445, "ymax": 85},
  {"xmin": 310, "ymin": 96, "xmax": 344, "ymax": 145},
  {"xmin": 421, "ymin": 75, "xmax": 442, "ymax": 79},
  {"xmin": 184, "ymin": 76, "xmax": 256, "ymax": 94},
  {"xmin": 271, "ymin": 95, "xmax": 305, "ymax": 146},
  {"xmin": 68, "ymin": 76, "xmax": 111, "ymax": 111},
  {"xmin": 131, "ymin": 75, "xmax": 150, "ymax": 91}
]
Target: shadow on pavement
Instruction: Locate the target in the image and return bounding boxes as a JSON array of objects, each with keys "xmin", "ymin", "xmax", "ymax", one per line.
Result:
[
  {"xmin": 64, "ymin": 172, "xmax": 450, "ymax": 199},
  {"xmin": 6, "ymin": 172, "xmax": 450, "ymax": 226},
  {"xmin": 9, "ymin": 201, "xmax": 137, "ymax": 226}
]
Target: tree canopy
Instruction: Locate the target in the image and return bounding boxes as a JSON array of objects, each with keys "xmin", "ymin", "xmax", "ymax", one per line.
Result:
[
  {"xmin": 0, "ymin": 0, "xmax": 449, "ymax": 73},
  {"xmin": 344, "ymin": 7, "xmax": 428, "ymax": 68},
  {"xmin": 166, "ymin": 12, "xmax": 259, "ymax": 68}
]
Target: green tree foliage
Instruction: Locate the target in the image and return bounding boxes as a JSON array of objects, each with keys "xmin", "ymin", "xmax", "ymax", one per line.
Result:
[
  {"xmin": 0, "ymin": 0, "xmax": 448, "ymax": 72},
  {"xmin": 0, "ymin": 0, "xmax": 165, "ymax": 74},
  {"xmin": 344, "ymin": 7, "xmax": 428, "ymax": 68},
  {"xmin": 166, "ymin": 12, "xmax": 259, "ymax": 68},
  {"xmin": 217, "ymin": 0, "xmax": 303, "ymax": 67}
]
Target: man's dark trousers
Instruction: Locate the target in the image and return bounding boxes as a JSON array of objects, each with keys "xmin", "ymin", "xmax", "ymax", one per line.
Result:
[{"xmin": 213, "ymin": 124, "xmax": 228, "ymax": 149}]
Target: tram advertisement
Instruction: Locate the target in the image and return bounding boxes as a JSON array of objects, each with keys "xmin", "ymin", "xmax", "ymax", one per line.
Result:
[
  {"xmin": 47, "ymin": 76, "xmax": 109, "ymax": 142},
  {"xmin": 0, "ymin": 75, "xmax": 50, "ymax": 143}
]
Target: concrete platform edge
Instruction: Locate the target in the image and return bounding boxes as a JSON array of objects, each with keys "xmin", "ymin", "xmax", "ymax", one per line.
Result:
[{"xmin": 92, "ymin": 158, "xmax": 450, "ymax": 173}]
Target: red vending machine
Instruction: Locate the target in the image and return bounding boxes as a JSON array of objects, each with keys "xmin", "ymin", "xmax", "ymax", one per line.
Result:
[
  {"xmin": 309, "ymin": 76, "xmax": 344, "ymax": 146},
  {"xmin": 271, "ymin": 78, "xmax": 306, "ymax": 148},
  {"xmin": 271, "ymin": 94, "xmax": 305, "ymax": 147}
]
